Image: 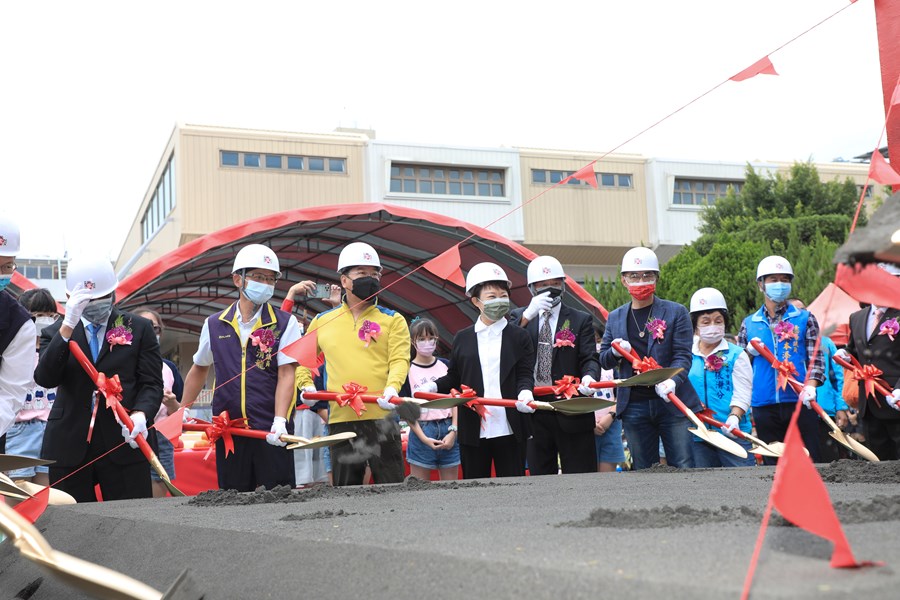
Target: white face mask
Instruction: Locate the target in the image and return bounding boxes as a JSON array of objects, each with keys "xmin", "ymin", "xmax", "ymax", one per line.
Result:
[
  {"xmin": 415, "ymin": 339, "xmax": 437, "ymax": 356},
  {"xmin": 34, "ymin": 316, "xmax": 57, "ymax": 335},
  {"xmin": 698, "ymin": 324, "xmax": 725, "ymax": 345}
]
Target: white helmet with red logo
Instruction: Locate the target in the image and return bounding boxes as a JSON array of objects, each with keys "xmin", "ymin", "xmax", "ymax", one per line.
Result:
[
  {"xmin": 526, "ymin": 256, "xmax": 566, "ymax": 285},
  {"xmin": 621, "ymin": 247, "xmax": 659, "ymax": 272},
  {"xmin": 689, "ymin": 287, "xmax": 728, "ymax": 314},
  {"xmin": 756, "ymin": 255, "xmax": 793, "ymax": 280},
  {"xmin": 232, "ymin": 244, "xmax": 281, "ymax": 275},
  {"xmin": 337, "ymin": 242, "xmax": 382, "ymax": 272},
  {"xmin": 66, "ymin": 255, "xmax": 118, "ymax": 299},
  {"xmin": 465, "ymin": 262, "xmax": 511, "ymax": 297}
]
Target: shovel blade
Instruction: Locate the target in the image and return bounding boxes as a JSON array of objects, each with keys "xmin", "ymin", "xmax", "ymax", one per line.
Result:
[
  {"xmin": 829, "ymin": 431, "xmax": 879, "ymax": 462},
  {"xmin": 418, "ymin": 397, "xmax": 472, "ymax": 410},
  {"xmin": 689, "ymin": 428, "xmax": 748, "ymax": 459},
  {"xmin": 749, "ymin": 445, "xmax": 781, "ymax": 458},
  {"xmin": 548, "ymin": 396, "xmax": 616, "ymax": 414},
  {"xmin": 618, "ymin": 368, "xmax": 683, "ymax": 387},
  {"xmin": 286, "ymin": 431, "xmax": 356, "ymax": 450}
]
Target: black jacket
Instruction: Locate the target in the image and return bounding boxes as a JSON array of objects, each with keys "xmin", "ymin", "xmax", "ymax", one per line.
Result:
[{"xmin": 847, "ymin": 306, "xmax": 900, "ymax": 420}]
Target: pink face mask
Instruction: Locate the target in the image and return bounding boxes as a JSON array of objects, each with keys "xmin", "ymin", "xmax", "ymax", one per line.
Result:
[{"xmin": 415, "ymin": 339, "xmax": 437, "ymax": 355}]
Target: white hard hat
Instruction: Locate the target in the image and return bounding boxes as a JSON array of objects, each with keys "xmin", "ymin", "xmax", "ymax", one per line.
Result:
[
  {"xmin": 66, "ymin": 255, "xmax": 118, "ymax": 299},
  {"xmin": 232, "ymin": 244, "xmax": 280, "ymax": 275},
  {"xmin": 465, "ymin": 262, "xmax": 511, "ymax": 297},
  {"xmin": 756, "ymin": 255, "xmax": 793, "ymax": 280},
  {"xmin": 337, "ymin": 242, "xmax": 381, "ymax": 272},
  {"xmin": 621, "ymin": 247, "xmax": 659, "ymax": 272},
  {"xmin": 690, "ymin": 287, "xmax": 728, "ymax": 314},
  {"xmin": 0, "ymin": 216, "xmax": 21, "ymax": 257},
  {"xmin": 527, "ymin": 256, "xmax": 566, "ymax": 285},
  {"xmin": 877, "ymin": 262, "xmax": 900, "ymax": 277}
]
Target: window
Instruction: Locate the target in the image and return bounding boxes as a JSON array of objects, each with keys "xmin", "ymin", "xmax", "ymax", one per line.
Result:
[
  {"xmin": 221, "ymin": 151, "xmax": 239, "ymax": 166},
  {"xmin": 532, "ymin": 169, "xmax": 634, "ymax": 189},
  {"xmin": 141, "ymin": 155, "xmax": 176, "ymax": 242},
  {"xmin": 673, "ymin": 178, "xmax": 742, "ymax": 206},
  {"xmin": 308, "ymin": 157, "xmax": 325, "ymax": 171},
  {"xmin": 287, "ymin": 156, "xmax": 303, "ymax": 170},
  {"xmin": 389, "ymin": 163, "xmax": 506, "ymax": 197},
  {"xmin": 329, "ymin": 158, "xmax": 346, "ymax": 172},
  {"xmin": 265, "ymin": 155, "xmax": 282, "ymax": 169},
  {"xmin": 600, "ymin": 173, "xmax": 616, "ymax": 187},
  {"xmin": 243, "ymin": 153, "xmax": 260, "ymax": 168},
  {"xmin": 221, "ymin": 151, "xmax": 347, "ymax": 175}
]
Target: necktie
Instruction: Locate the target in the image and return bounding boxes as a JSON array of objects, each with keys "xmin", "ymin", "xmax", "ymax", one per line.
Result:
[
  {"xmin": 536, "ymin": 311, "xmax": 553, "ymax": 386},
  {"xmin": 87, "ymin": 323, "xmax": 101, "ymax": 361},
  {"xmin": 869, "ymin": 307, "xmax": 884, "ymax": 338}
]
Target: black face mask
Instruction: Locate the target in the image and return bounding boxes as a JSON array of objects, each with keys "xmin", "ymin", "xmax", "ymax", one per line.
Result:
[
  {"xmin": 351, "ymin": 276, "xmax": 380, "ymax": 300},
  {"xmin": 543, "ymin": 285, "xmax": 564, "ymax": 307}
]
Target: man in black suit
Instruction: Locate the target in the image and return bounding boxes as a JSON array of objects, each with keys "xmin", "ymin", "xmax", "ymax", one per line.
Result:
[
  {"xmin": 838, "ymin": 262, "xmax": 900, "ymax": 460},
  {"xmin": 34, "ymin": 256, "xmax": 162, "ymax": 502},
  {"xmin": 423, "ymin": 262, "xmax": 535, "ymax": 479},
  {"xmin": 511, "ymin": 256, "xmax": 600, "ymax": 475}
]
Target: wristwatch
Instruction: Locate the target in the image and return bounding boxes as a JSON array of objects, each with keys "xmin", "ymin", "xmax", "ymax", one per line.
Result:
[
  {"xmin": 608, "ymin": 412, "xmax": 617, "ymax": 421},
  {"xmin": 447, "ymin": 425, "xmax": 458, "ymax": 432}
]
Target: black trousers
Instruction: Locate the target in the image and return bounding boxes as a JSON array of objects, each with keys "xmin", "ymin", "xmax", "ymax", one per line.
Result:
[
  {"xmin": 753, "ymin": 402, "xmax": 821, "ymax": 465},
  {"xmin": 329, "ymin": 419, "xmax": 404, "ymax": 487},
  {"xmin": 862, "ymin": 411, "xmax": 900, "ymax": 461},
  {"xmin": 460, "ymin": 434, "xmax": 525, "ymax": 479},
  {"xmin": 49, "ymin": 438, "xmax": 152, "ymax": 503},
  {"xmin": 216, "ymin": 435, "xmax": 295, "ymax": 492},
  {"xmin": 527, "ymin": 412, "xmax": 597, "ymax": 475}
]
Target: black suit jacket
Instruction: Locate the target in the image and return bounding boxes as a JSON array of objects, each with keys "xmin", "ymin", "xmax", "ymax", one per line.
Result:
[
  {"xmin": 434, "ymin": 321, "xmax": 535, "ymax": 447},
  {"xmin": 510, "ymin": 303, "xmax": 600, "ymax": 433},
  {"xmin": 847, "ymin": 306, "xmax": 900, "ymax": 420},
  {"xmin": 35, "ymin": 308, "xmax": 163, "ymax": 467}
]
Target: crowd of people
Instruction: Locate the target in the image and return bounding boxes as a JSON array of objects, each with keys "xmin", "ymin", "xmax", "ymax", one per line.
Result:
[{"xmin": 1, "ymin": 213, "xmax": 899, "ymax": 501}]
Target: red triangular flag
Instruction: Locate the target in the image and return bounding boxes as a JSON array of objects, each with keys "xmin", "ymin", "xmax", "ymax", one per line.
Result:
[
  {"xmin": 423, "ymin": 244, "xmax": 465, "ymax": 287},
  {"xmin": 771, "ymin": 411, "xmax": 859, "ymax": 567},
  {"xmin": 836, "ymin": 263, "xmax": 900, "ymax": 310},
  {"xmin": 868, "ymin": 150, "xmax": 900, "ymax": 185},
  {"xmin": 155, "ymin": 407, "xmax": 184, "ymax": 442},
  {"xmin": 730, "ymin": 56, "xmax": 778, "ymax": 82},
  {"xmin": 571, "ymin": 162, "xmax": 598, "ymax": 188},
  {"xmin": 891, "ymin": 79, "xmax": 900, "ymax": 106},
  {"xmin": 280, "ymin": 330, "xmax": 320, "ymax": 373},
  {"xmin": 13, "ymin": 485, "xmax": 50, "ymax": 524}
]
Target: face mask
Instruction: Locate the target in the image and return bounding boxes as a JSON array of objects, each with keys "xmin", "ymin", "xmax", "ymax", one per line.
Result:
[
  {"xmin": 481, "ymin": 298, "xmax": 510, "ymax": 321},
  {"xmin": 415, "ymin": 339, "xmax": 437, "ymax": 356},
  {"xmin": 243, "ymin": 279, "xmax": 274, "ymax": 305},
  {"xmin": 698, "ymin": 324, "xmax": 725, "ymax": 345},
  {"xmin": 539, "ymin": 285, "xmax": 564, "ymax": 307},
  {"xmin": 0, "ymin": 274, "xmax": 11, "ymax": 293},
  {"xmin": 34, "ymin": 316, "xmax": 57, "ymax": 335},
  {"xmin": 764, "ymin": 282, "xmax": 791, "ymax": 303},
  {"xmin": 627, "ymin": 282, "xmax": 656, "ymax": 301},
  {"xmin": 351, "ymin": 276, "xmax": 380, "ymax": 300},
  {"xmin": 83, "ymin": 299, "xmax": 113, "ymax": 325}
]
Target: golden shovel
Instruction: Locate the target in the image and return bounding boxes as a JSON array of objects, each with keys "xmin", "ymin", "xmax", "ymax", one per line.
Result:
[{"xmin": 284, "ymin": 431, "xmax": 357, "ymax": 450}]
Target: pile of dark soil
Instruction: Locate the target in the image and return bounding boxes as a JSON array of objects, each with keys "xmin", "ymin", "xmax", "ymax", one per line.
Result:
[
  {"xmin": 280, "ymin": 509, "xmax": 353, "ymax": 521},
  {"xmin": 818, "ymin": 459, "xmax": 900, "ymax": 484},
  {"xmin": 562, "ymin": 505, "xmax": 762, "ymax": 529}
]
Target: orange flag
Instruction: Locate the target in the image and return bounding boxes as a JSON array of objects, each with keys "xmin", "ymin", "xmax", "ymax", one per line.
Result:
[
  {"xmin": 868, "ymin": 150, "xmax": 900, "ymax": 185},
  {"xmin": 835, "ymin": 263, "xmax": 900, "ymax": 310},
  {"xmin": 155, "ymin": 407, "xmax": 184, "ymax": 442},
  {"xmin": 423, "ymin": 244, "xmax": 466, "ymax": 287},
  {"xmin": 13, "ymin": 485, "xmax": 50, "ymax": 524},
  {"xmin": 730, "ymin": 56, "xmax": 778, "ymax": 82},
  {"xmin": 561, "ymin": 161, "xmax": 598, "ymax": 188},
  {"xmin": 771, "ymin": 411, "xmax": 860, "ymax": 567},
  {"xmin": 280, "ymin": 330, "xmax": 320, "ymax": 374}
]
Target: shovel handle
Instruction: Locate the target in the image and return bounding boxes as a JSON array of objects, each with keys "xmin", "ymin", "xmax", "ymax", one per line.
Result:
[
  {"xmin": 588, "ymin": 380, "xmax": 618, "ymax": 389},
  {"xmin": 696, "ymin": 412, "xmax": 744, "ymax": 438},
  {"xmin": 831, "ymin": 355, "xmax": 893, "ymax": 397},
  {"xmin": 301, "ymin": 391, "xmax": 407, "ymax": 405},
  {"xmin": 612, "ymin": 341, "xmax": 640, "ymax": 363}
]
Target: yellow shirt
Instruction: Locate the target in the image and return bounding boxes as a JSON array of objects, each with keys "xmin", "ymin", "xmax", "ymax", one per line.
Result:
[{"xmin": 296, "ymin": 301, "xmax": 410, "ymax": 424}]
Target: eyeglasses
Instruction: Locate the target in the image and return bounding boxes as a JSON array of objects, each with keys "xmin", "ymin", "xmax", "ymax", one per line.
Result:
[
  {"xmin": 246, "ymin": 273, "xmax": 278, "ymax": 284},
  {"xmin": 624, "ymin": 272, "xmax": 657, "ymax": 283},
  {"xmin": 0, "ymin": 262, "xmax": 16, "ymax": 275}
]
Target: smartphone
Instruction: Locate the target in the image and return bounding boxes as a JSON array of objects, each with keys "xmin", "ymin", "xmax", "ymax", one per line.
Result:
[{"xmin": 308, "ymin": 283, "xmax": 333, "ymax": 299}]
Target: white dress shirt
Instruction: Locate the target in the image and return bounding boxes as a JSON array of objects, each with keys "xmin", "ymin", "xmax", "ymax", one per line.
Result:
[
  {"xmin": 0, "ymin": 319, "xmax": 35, "ymax": 436},
  {"xmin": 194, "ymin": 304, "xmax": 303, "ymax": 367},
  {"xmin": 474, "ymin": 316, "xmax": 513, "ymax": 439},
  {"xmin": 691, "ymin": 337, "xmax": 752, "ymax": 413}
]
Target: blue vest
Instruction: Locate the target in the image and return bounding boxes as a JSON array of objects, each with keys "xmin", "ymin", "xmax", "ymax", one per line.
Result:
[
  {"xmin": 207, "ymin": 302, "xmax": 296, "ymax": 430},
  {"xmin": 689, "ymin": 343, "xmax": 751, "ymax": 434},
  {"xmin": 744, "ymin": 304, "xmax": 810, "ymax": 407}
]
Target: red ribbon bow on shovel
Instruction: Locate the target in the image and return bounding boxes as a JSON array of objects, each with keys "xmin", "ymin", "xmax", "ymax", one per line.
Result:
[
  {"xmin": 450, "ymin": 386, "xmax": 488, "ymax": 422},
  {"xmin": 337, "ymin": 382, "xmax": 368, "ymax": 417},
  {"xmin": 551, "ymin": 375, "xmax": 581, "ymax": 399},
  {"xmin": 203, "ymin": 410, "xmax": 250, "ymax": 460},
  {"xmin": 632, "ymin": 355, "xmax": 661, "ymax": 373},
  {"xmin": 773, "ymin": 359, "xmax": 799, "ymax": 392}
]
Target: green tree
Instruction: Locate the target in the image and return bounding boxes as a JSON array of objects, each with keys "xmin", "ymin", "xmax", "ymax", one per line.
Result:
[{"xmin": 583, "ymin": 272, "xmax": 632, "ymax": 314}]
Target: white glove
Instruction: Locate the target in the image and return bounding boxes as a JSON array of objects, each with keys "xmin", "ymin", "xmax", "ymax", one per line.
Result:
[
  {"xmin": 611, "ymin": 339, "xmax": 632, "ymax": 358},
  {"xmin": 376, "ymin": 386, "xmax": 399, "ymax": 410},
  {"xmin": 720, "ymin": 414, "xmax": 740, "ymax": 438},
  {"xmin": 578, "ymin": 375, "xmax": 596, "ymax": 397},
  {"xmin": 267, "ymin": 416, "xmax": 288, "ymax": 446},
  {"xmin": 419, "ymin": 381, "xmax": 438, "ymax": 394},
  {"xmin": 516, "ymin": 389, "xmax": 536, "ymax": 413},
  {"xmin": 522, "ymin": 291, "xmax": 554, "ymax": 322},
  {"xmin": 886, "ymin": 389, "xmax": 900, "ymax": 411},
  {"xmin": 799, "ymin": 385, "xmax": 817, "ymax": 409},
  {"xmin": 746, "ymin": 337, "xmax": 762, "ymax": 357},
  {"xmin": 121, "ymin": 412, "xmax": 148, "ymax": 449},
  {"xmin": 299, "ymin": 386, "xmax": 318, "ymax": 407},
  {"xmin": 182, "ymin": 408, "xmax": 192, "ymax": 423},
  {"xmin": 63, "ymin": 287, "xmax": 94, "ymax": 329},
  {"xmin": 655, "ymin": 379, "xmax": 676, "ymax": 401},
  {"xmin": 833, "ymin": 348, "xmax": 851, "ymax": 363}
]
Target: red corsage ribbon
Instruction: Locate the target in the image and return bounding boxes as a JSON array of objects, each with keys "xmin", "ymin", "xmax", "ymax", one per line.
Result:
[
  {"xmin": 857, "ymin": 364, "xmax": 889, "ymax": 403},
  {"xmin": 773, "ymin": 359, "xmax": 799, "ymax": 392},
  {"xmin": 338, "ymin": 382, "xmax": 369, "ymax": 417},
  {"xmin": 450, "ymin": 386, "xmax": 477, "ymax": 398},
  {"xmin": 631, "ymin": 356, "xmax": 662, "ymax": 373},
  {"xmin": 551, "ymin": 375, "xmax": 581, "ymax": 399}
]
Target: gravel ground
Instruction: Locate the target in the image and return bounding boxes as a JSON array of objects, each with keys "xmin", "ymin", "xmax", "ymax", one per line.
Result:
[{"xmin": 1, "ymin": 463, "xmax": 898, "ymax": 599}]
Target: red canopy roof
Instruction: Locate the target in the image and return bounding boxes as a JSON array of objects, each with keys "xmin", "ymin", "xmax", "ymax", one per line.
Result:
[{"xmin": 117, "ymin": 203, "xmax": 608, "ymax": 345}]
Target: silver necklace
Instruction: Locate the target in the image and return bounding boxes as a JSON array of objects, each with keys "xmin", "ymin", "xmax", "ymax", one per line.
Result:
[{"xmin": 630, "ymin": 307, "xmax": 651, "ymax": 338}]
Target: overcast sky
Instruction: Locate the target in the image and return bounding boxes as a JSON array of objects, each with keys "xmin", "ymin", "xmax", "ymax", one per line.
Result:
[{"xmin": 1, "ymin": 0, "xmax": 887, "ymax": 260}]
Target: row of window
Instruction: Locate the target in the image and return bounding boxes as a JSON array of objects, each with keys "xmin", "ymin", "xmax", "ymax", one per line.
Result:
[
  {"xmin": 19, "ymin": 264, "xmax": 56, "ymax": 279},
  {"xmin": 672, "ymin": 179, "xmax": 742, "ymax": 206},
  {"xmin": 141, "ymin": 155, "xmax": 176, "ymax": 243},
  {"xmin": 531, "ymin": 169, "xmax": 634, "ymax": 189},
  {"xmin": 221, "ymin": 151, "xmax": 346, "ymax": 173},
  {"xmin": 389, "ymin": 164, "xmax": 505, "ymax": 197}
]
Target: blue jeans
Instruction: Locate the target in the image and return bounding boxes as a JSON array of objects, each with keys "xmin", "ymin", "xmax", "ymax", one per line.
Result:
[
  {"xmin": 692, "ymin": 436, "xmax": 756, "ymax": 468},
  {"xmin": 621, "ymin": 398, "xmax": 695, "ymax": 469}
]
